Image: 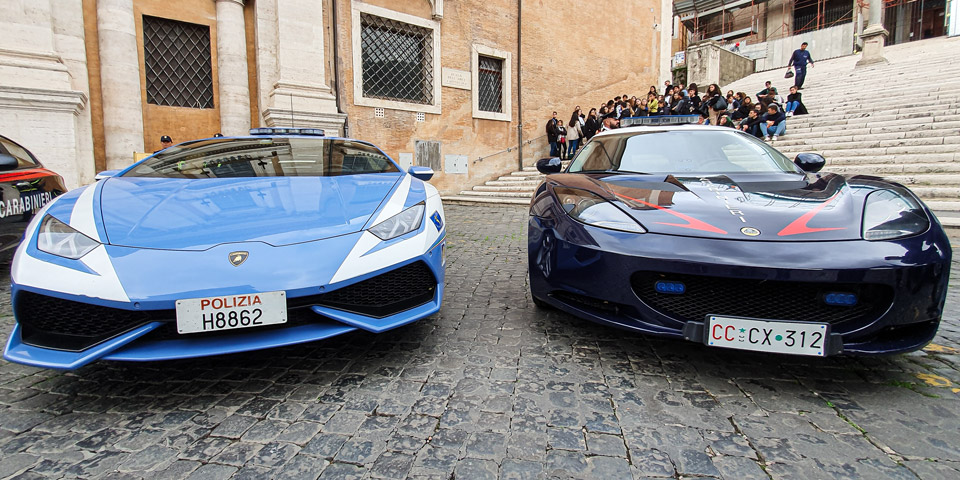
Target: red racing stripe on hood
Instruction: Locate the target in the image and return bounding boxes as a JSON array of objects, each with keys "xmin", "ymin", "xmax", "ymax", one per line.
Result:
[
  {"xmin": 777, "ymin": 192, "xmax": 846, "ymax": 236},
  {"xmin": 613, "ymin": 191, "xmax": 727, "ymax": 235}
]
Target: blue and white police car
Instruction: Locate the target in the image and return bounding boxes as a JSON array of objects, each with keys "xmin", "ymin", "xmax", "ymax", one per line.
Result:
[{"xmin": 4, "ymin": 128, "xmax": 445, "ymax": 369}]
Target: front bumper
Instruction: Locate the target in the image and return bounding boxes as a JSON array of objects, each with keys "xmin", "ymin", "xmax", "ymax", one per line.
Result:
[
  {"xmin": 4, "ymin": 245, "xmax": 445, "ymax": 370},
  {"xmin": 529, "ymin": 215, "xmax": 951, "ymax": 356}
]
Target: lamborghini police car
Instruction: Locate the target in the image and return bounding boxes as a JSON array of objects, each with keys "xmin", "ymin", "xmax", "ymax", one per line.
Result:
[{"xmin": 4, "ymin": 128, "xmax": 445, "ymax": 369}]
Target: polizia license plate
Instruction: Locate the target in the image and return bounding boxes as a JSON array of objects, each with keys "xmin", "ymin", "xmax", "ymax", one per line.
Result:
[
  {"xmin": 176, "ymin": 291, "xmax": 287, "ymax": 334},
  {"xmin": 705, "ymin": 315, "xmax": 828, "ymax": 356}
]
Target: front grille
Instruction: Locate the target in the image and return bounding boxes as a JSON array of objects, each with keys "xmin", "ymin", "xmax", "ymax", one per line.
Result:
[
  {"xmin": 312, "ymin": 261, "xmax": 436, "ymax": 318},
  {"xmin": 631, "ymin": 271, "xmax": 893, "ymax": 326},
  {"xmin": 16, "ymin": 291, "xmax": 172, "ymax": 352}
]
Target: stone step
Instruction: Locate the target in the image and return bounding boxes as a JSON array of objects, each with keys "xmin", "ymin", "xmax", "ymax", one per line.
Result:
[
  {"xmin": 440, "ymin": 195, "xmax": 530, "ymax": 206},
  {"xmin": 905, "ymin": 186, "xmax": 960, "ymax": 199},
  {"xmin": 486, "ymin": 179, "xmax": 541, "ymax": 187},
  {"xmin": 826, "ymin": 163, "xmax": 960, "ymax": 175},
  {"xmin": 822, "ymin": 152, "xmax": 957, "ymax": 165},
  {"xmin": 474, "ymin": 184, "xmax": 537, "ymax": 192},
  {"xmin": 496, "ymin": 175, "xmax": 540, "ymax": 182},
  {"xmin": 774, "ymin": 143, "xmax": 960, "ymax": 157},
  {"xmin": 874, "ymin": 174, "xmax": 960, "ymax": 186},
  {"xmin": 928, "ymin": 201, "xmax": 960, "ymax": 212},
  {"xmin": 775, "ymin": 134, "xmax": 960, "ymax": 148},
  {"xmin": 785, "ymin": 115, "xmax": 960, "ymax": 134},
  {"xmin": 787, "ymin": 109, "xmax": 960, "ymax": 128},
  {"xmin": 785, "ymin": 120, "xmax": 960, "ymax": 136},
  {"xmin": 792, "ymin": 99, "xmax": 960, "ymax": 119},
  {"xmin": 457, "ymin": 190, "xmax": 534, "ymax": 198}
]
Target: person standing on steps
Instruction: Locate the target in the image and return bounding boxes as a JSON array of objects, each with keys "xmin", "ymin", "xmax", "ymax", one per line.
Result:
[
  {"xmin": 788, "ymin": 42, "xmax": 814, "ymax": 89},
  {"xmin": 565, "ymin": 112, "xmax": 582, "ymax": 160},
  {"xmin": 546, "ymin": 112, "xmax": 560, "ymax": 158}
]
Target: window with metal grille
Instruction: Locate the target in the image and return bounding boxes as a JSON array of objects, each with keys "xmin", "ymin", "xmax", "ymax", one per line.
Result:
[
  {"xmin": 477, "ymin": 56, "xmax": 503, "ymax": 113},
  {"xmin": 143, "ymin": 15, "xmax": 214, "ymax": 109},
  {"xmin": 360, "ymin": 13, "xmax": 434, "ymax": 104}
]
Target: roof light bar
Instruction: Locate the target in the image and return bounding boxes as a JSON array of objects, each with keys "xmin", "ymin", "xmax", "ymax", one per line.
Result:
[
  {"xmin": 249, "ymin": 128, "xmax": 326, "ymax": 136},
  {"xmin": 620, "ymin": 115, "xmax": 700, "ymax": 127}
]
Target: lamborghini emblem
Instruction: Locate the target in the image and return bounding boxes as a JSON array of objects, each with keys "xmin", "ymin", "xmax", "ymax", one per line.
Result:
[{"xmin": 229, "ymin": 251, "xmax": 249, "ymax": 266}]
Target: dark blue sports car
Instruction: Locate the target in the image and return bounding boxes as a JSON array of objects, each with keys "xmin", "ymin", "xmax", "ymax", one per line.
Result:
[{"xmin": 528, "ymin": 124, "xmax": 950, "ymax": 356}]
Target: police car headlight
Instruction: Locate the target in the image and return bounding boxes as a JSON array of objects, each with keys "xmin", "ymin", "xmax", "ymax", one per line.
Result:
[
  {"xmin": 37, "ymin": 215, "xmax": 100, "ymax": 259},
  {"xmin": 861, "ymin": 189, "xmax": 929, "ymax": 241},
  {"xmin": 369, "ymin": 203, "xmax": 424, "ymax": 241}
]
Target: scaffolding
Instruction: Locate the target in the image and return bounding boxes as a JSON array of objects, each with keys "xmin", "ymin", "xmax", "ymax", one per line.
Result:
[{"xmin": 680, "ymin": 0, "xmax": 854, "ymax": 44}]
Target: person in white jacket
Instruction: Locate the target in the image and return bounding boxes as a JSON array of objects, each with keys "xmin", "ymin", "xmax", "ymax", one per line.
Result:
[{"xmin": 565, "ymin": 111, "xmax": 583, "ymax": 160}]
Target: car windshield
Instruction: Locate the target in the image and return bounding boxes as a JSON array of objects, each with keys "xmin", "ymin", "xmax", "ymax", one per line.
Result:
[
  {"xmin": 124, "ymin": 137, "xmax": 399, "ymax": 178},
  {"xmin": 568, "ymin": 130, "xmax": 800, "ymax": 175}
]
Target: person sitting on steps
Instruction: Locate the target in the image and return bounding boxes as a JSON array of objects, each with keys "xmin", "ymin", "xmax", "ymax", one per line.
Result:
[{"xmin": 760, "ymin": 104, "xmax": 786, "ymax": 142}]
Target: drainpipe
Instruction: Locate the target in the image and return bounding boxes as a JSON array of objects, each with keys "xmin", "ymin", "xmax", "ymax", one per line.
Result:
[
  {"xmin": 331, "ymin": 0, "xmax": 348, "ymax": 136},
  {"xmin": 516, "ymin": 0, "xmax": 523, "ymax": 170}
]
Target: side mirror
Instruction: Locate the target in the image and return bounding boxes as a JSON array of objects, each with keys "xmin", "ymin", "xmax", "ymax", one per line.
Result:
[
  {"xmin": 0, "ymin": 154, "xmax": 19, "ymax": 171},
  {"xmin": 794, "ymin": 153, "xmax": 825, "ymax": 173},
  {"xmin": 536, "ymin": 157, "xmax": 563, "ymax": 174},
  {"xmin": 408, "ymin": 166, "xmax": 434, "ymax": 181},
  {"xmin": 95, "ymin": 169, "xmax": 121, "ymax": 180}
]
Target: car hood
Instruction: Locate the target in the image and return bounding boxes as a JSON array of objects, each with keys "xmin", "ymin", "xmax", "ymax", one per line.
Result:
[
  {"xmin": 98, "ymin": 174, "xmax": 402, "ymax": 250},
  {"xmin": 551, "ymin": 172, "xmax": 865, "ymax": 241}
]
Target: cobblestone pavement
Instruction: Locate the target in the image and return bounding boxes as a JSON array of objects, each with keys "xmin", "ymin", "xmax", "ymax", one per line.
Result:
[{"xmin": 1, "ymin": 204, "xmax": 960, "ymax": 479}]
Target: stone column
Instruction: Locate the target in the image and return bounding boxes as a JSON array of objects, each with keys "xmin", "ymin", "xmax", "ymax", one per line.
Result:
[
  {"xmin": 857, "ymin": 0, "xmax": 889, "ymax": 66},
  {"xmin": 256, "ymin": 0, "xmax": 345, "ymax": 132},
  {"xmin": 97, "ymin": 0, "xmax": 145, "ymax": 170},
  {"xmin": 215, "ymin": 0, "xmax": 251, "ymax": 135}
]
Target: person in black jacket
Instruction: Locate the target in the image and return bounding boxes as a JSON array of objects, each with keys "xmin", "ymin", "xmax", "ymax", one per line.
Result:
[
  {"xmin": 546, "ymin": 112, "xmax": 560, "ymax": 157},
  {"xmin": 583, "ymin": 108, "xmax": 601, "ymax": 140},
  {"xmin": 732, "ymin": 96, "xmax": 753, "ymax": 120},
  {"xmin": 760, "ymin": 104, "xmax": 786, "ymax": 141},
  {"xmin": 686, "ymin": 87, "xmax": 701, "ymax": 115},
  {"xmin": 739, "ymin": 109, "xmax": 763, "ymax": 138},
  {"xmin": 784, "ymin": 85, "xmax": 808, "ymax": 116}
]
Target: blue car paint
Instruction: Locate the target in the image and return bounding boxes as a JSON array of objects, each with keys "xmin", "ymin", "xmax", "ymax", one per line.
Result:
[
  {"xmin": 98, "ymin": 174, "xmax": 403, "ymax": 250},
  {"xmin": 4, "ymin": 234, "xmax": 445, "ymax": 369},
  {"xmin": 529, "ymin": 172, "xmax": 952, "ymax": 356},
  {"xmin": 5, "ymin": 134, "xmax": 446, "ymax": 369}
]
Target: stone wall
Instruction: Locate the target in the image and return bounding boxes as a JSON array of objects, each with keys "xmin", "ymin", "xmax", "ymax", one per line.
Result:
[
  {"xmin": 0, "ymin": 0, "xmax": 94, "ymax": 188},
  {"xmin": 337, "ymin": 0, "xmax": 663, "ymax": 196},
  {"xmin": 718, "ymin": 48, "xmax": 757, "ymax": 86}
]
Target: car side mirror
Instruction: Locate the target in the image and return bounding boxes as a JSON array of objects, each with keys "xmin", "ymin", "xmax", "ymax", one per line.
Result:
[
  {"xmin": 794, "ymin": 153, "xmax": 825, "ymax": 173},
  {"xmin": 536, "ymin": 157, "xmax": 563, "ymax": 174},
  {"xmin": 408, "ymin": 166, "xmax": 434, "ymax": 181},
  {"xmin": 95, "ymin": 169, "xmax": 121, "ymax": 180},
  {"xmin": 0, "ymin": 154, "xmax": 19, "ymax": 171}
]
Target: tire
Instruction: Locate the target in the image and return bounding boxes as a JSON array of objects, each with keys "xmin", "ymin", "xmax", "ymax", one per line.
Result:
[{"xmin": 532, "ymin": 295, "xmax": 552, "ymax": 310}]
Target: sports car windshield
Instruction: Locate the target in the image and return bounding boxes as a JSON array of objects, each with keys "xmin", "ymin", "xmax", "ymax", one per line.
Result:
[
  {"xmin": 124, "ymin": 137, "xmax": 399, "ymax": 178},
  {"xmin": 568, "ymin": 130, "xmax": 800, "ymax": 175}
]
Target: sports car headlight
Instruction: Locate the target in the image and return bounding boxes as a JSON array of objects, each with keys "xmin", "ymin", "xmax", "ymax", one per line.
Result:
[
  {"xmin": 861, "ymin": 189, "xmax": 929, "ymax": 241},
  {"xmin": 37, "ymin": 215, "xmax": 100, "ymax": 259},
  {"xmin": 369, "ymin": 202, "xmax": 425, "ymax": 241},
  {"xmin": 553, "ymin": 187, "xmax": 646, "ymax": 233}
]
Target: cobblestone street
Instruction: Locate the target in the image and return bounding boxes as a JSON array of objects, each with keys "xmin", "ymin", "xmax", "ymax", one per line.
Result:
[{"xmin": 1, "ymin": 204, "xmax": 959, "ymax": 479}]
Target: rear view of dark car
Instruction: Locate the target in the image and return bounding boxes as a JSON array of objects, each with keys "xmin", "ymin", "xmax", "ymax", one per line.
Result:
[{"xmin": 0, "ymin": 135, "xmax": 67, "ymax": 262}]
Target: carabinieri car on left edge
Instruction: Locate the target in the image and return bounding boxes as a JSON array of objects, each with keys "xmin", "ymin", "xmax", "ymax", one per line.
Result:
[{"xmin": 4, "ymin": 128, "xmax": 446, "ymax": 369}]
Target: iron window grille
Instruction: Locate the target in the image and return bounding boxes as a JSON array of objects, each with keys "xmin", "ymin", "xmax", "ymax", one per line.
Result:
[
  {"xmin": 143, "ymin": 15, "xmax": 214, "ymax": 109},
  {"xmin": 360, "ymin": 13, "xmax": 434, "ymax": 105},
  {"xmin": 477, "ymin": 55, "xmax": 504, "ymax": 113}
]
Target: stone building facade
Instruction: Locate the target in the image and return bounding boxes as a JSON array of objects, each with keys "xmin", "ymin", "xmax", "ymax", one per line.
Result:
[{"xmin": 0, "ymin": 0, "xmax": 664, "ymax": 193}]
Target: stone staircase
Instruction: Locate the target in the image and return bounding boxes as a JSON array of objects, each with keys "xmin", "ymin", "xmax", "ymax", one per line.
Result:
[{"xmin": 443, "ymin": 36, "xmax": 960, "ymax": 228}]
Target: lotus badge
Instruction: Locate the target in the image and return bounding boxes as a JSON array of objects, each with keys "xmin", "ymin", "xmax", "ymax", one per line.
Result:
[
  {"xmin": 229, "ymin": 251, "xmax": 249, "ymax": 266},
  {"xmin": 740, "ymin": 227, "xmax": 761, "ymax": 237}
]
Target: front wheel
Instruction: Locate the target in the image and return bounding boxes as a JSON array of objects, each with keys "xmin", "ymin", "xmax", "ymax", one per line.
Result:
[{"xmin": 532, "ymin": 295, "xmax": 552, "ymax": 310}]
